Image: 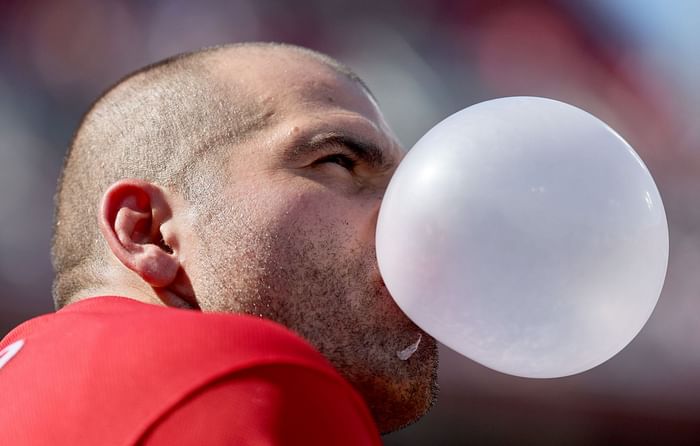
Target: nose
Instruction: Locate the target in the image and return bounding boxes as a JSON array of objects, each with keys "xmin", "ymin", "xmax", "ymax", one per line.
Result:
[
  {"xmin": 368, "ymin": 175, "xmax": 393, "ymax": 243},
  {"xmin": 369, "ymin": 141, "xmax": 403, "ymax": 241},
  {"xmin": 369, "ymin": 192, "xmax": 384, "ymax": 235}
]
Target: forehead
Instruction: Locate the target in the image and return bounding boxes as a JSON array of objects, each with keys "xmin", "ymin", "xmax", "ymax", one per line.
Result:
[
  {"xmin": 212, "ymin": 48, "xmax": 373, "ymax": 110},
  {"xmin": 210, "ymin": 48, "xmax": 401, "ymax": 153}
]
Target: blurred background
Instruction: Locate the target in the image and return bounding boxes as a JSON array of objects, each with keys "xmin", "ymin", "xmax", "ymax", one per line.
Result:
[{"xmin": 1, "ymin": 0, "xmax": 699, "ymax": 444}]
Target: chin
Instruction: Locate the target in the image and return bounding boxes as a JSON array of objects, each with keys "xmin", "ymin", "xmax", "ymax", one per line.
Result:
[
  {"xmin": 360, "ymin": 336, "xmax": 440, "ymax": 434},
  {"xmin": 374, "ymin": 377, "xmax": 439, "ymax": 434}
]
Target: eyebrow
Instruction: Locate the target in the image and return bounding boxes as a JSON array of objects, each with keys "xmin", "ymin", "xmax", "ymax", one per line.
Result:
[{"xmin": 287, "ymin": 132, "xmax": 390, "ymax": 170}]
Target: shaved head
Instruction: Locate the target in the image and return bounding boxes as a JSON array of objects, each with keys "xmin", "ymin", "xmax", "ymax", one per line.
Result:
[
  {"xmin": 52, "ymin": 43, "xmax": 370, "ymax": 308},
  {"xmin": 52, "ymin": 42, "xmax": 438, "ymax": 433}
]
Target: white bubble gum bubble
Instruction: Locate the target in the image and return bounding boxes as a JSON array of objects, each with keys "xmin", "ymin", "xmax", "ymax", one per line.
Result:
[{"xmin": 377, "ymin": 97, "xmax": 669, "ymax": 378}]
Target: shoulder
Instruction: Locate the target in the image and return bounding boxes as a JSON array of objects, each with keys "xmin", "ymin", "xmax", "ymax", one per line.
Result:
[
  {"xmin": 0, "ymin": 296, "xmax": 380, "ymax": 445},
  {"xmin": 7, "ymin": 296, "xmax": 330, "ymax": 372},
  {"xmin": 141, "ymin": 363, "xmax": 381, "ymax": 445}
]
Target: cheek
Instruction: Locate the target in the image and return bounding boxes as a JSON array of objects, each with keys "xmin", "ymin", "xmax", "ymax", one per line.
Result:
[{"xmin": 270, "ymin": 186, "xmax": 379, "ymax": 248}]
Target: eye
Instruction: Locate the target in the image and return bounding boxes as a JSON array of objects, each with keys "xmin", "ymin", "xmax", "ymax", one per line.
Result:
[{"xmin": 315, "ymin": 153, "xmax": 357, "ymax": 171}]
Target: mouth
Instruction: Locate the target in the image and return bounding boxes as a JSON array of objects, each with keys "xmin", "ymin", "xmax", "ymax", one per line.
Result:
[
  {"xmin": 375, "ymin": 268, "xmax": 387, "ymax": 288},
  {"xmin": 372, "ymin": 265, "xmax": 433, "ymax": 354}
]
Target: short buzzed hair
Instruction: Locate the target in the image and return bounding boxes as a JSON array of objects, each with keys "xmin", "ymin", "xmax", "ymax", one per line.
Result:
[{"xmin": 51, "ymin": 42, "xmax": 372, "ymax": 308}]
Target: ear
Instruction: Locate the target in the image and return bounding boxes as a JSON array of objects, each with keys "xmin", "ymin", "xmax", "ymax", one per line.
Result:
[{"xmin": 99, "ymin": 179, "xmax": 179, "ymax": 288}]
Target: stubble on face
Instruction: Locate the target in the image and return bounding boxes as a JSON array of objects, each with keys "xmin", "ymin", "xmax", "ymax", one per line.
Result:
[
  {"xmin": 189, "ymin": 48, "xmax": 439, "ymax": 432},
  {"xmin": 195, "ymin": 192, "xmax": 438, "ymax": 432}
]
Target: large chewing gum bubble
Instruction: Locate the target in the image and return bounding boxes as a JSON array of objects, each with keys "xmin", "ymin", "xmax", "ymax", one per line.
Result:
[{"xmin": 377, "ymin": 97, "xmax": 669, "ymax": 378}]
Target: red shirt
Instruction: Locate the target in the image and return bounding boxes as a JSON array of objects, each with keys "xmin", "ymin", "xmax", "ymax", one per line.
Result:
[{"xmin": 0, "ymin": 296, "xmax": 381, "ymax": 445}]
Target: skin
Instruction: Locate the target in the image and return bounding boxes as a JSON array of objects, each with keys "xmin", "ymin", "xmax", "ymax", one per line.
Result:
[{"xmin": 94, "ymin": 47, "xmax": 438, "ymax": 433}]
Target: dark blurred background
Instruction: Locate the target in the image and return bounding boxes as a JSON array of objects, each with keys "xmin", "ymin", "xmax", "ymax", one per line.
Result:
[{"xmin": 2, "ymin": 0, "xmax": 700, "ymax": 444}]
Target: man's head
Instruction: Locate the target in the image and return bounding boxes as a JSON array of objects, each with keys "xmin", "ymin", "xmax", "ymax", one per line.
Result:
[{"xmin": 52, "ymin": 43, "xmax": 438, "ymax": 432}]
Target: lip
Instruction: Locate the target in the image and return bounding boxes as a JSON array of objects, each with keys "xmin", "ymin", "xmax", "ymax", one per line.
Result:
[
  {"xmin": 377, "ymin": 273, "xmax": 387, "ymax": 289},
  {"xmin": 373, "ymin": 269, "xmax": 420, "ymax": 327},
  {"xmin": 375, "ymin": 272, "xmax": 397, "ymax": 307},
  {"xmin": 373, "ymin": 271, "xmax": 435, "ymax": 344}
]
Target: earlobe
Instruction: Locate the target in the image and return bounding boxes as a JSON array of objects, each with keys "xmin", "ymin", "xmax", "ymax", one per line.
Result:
[{"xmin": 99, "ymin": 179, "xmax": 179, "ymax": 288}]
